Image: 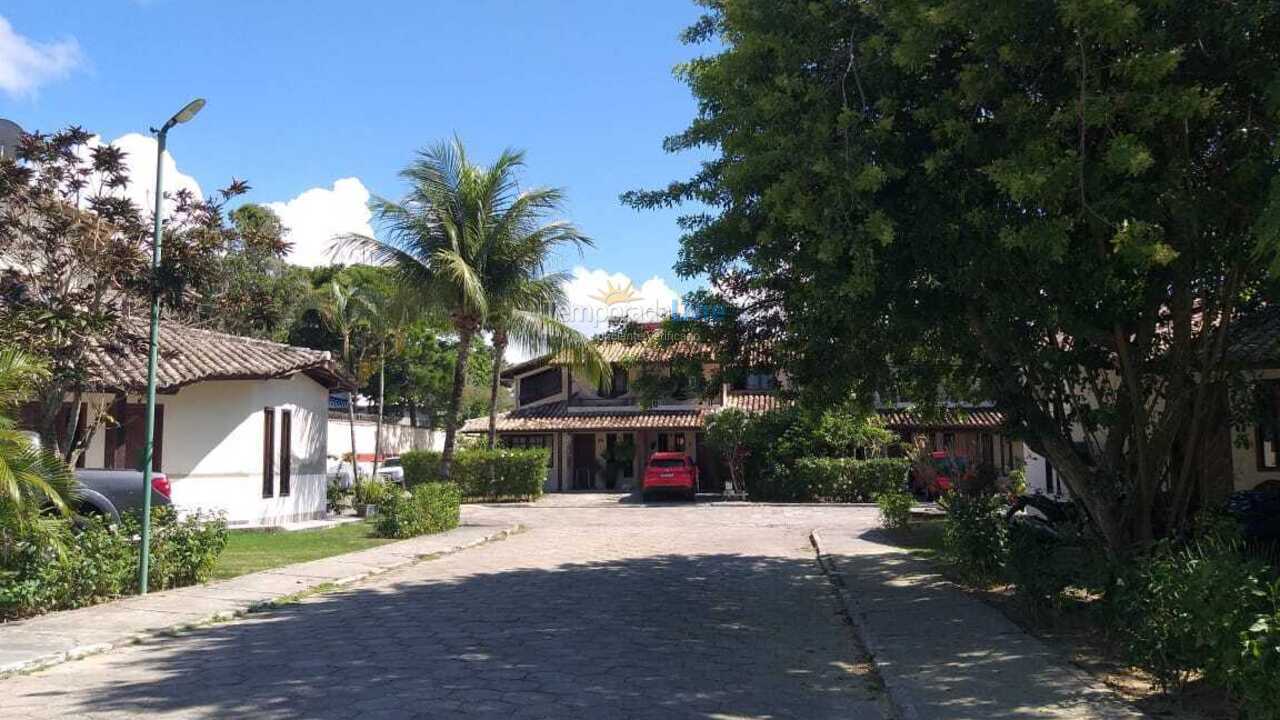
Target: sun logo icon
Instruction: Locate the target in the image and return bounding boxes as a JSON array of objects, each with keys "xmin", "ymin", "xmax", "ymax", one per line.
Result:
[{"xmin": 590, "ymin": 279, "xmax": 643, "ymax": 306}]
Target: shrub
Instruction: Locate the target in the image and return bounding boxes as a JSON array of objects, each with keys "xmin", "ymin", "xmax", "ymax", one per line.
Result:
[
  {"xmin": 1004, "ymin": 464, "xmax": 1028, "ymax": 496},
  {"xmin": 401, "ymin": 450, "xmax": 443, "ymax": 486},
  {"xmin": 124, "ymin": 506, "xmax": 228, "ymax": 590},
  {"xmin": 877, "ymin": 490, "xmax": 913, "ymax": 530},
  {"xmin": 352, "ymin": 478, "xmax": 394, "ymax": 507},
  {"xmin": 326, "ymin": 480, "xmax": 349, "ymax": 514},
  {"xmin": 454, "ymin": 448, "xmax": 547, "ymax": 501},
  {"xmin": 374, "ymin": 482, "xmax": 462, "ymax": 539},
  {"xmin": 0, "ymin": 508, "xmax": 227, "ymax": 620},
  {"xmin": 402, "ymin": 448, "xmax": 546, "ymax": 502},
  {"xmin": 1236, "ymin": 581, "xmax": 1280, "ymax": 720},
  {"xmin": 789, "ymin": 457, "xmax": 910, "ymax": 503},
  {"xmin": 1110, "ymin": 538, "xmax": 1274, "ymax": 694},
  {"xmin": 940, "ymin": 492, "xmax": 1009, "ymax": 582},
  {"xmin": 1006, "ymin": 521, "xmax": 1075, "ymax": 609}
]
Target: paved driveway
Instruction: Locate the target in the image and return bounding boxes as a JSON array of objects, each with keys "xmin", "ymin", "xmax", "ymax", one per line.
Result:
[{"xmin": 1, "ymin": 497, "xmax": 888, "ymax": 719}]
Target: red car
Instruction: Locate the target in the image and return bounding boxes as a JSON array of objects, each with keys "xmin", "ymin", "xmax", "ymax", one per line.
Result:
[{"xmin": 642, "ymin": 452, "xmax": 698, "ymax": 501}]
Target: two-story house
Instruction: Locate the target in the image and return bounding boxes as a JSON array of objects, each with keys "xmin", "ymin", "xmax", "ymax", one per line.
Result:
[
  {"xmin": 462, "ymin": 328, "xmax": 1028, "ymax": 493},
  {"xmin": 462, "ymin": 331, "xmax": 758, "ymax": 492}
]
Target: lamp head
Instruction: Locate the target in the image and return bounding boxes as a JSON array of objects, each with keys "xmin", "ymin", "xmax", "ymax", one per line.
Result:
[{"xmin": 162, "ymin": 98, "xmax": 205, "ymax": 131}]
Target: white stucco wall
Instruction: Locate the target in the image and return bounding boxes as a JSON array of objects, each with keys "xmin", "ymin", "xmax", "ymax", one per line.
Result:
[
  {"xmin": 82, "ymin": 374, "xmax": 330, "ymax": 526},
  {"xmin": 327, "ymin": 417, "xmax": 442, "ymax": 460}
]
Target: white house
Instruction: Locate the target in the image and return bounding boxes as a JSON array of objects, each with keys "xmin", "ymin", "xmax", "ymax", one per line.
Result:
[{"xmin": 56, "ymin": 320, "xmax": 351, "ymax": 526}]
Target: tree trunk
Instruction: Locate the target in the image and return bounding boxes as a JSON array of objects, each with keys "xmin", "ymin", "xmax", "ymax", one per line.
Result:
[
  {"xmin": 373, "ymin": 340, "xmax": 385, "ymax": 479},
  {"xmin": 343, "ymin": 333, "xmax": 360, "ymax": 490},
  {"xmin": 487, "ymin": 330, "xmax": 507, "ymax": 450},
  {"xmin": 61, "ymin": 391, "xmax": 83, "ymax": 464},
  {"xmin": 440, "ymin": 321, "xmax": 476, "ymax": 480},
  {"xmin": 346, "ymin": 400, "xmax": 359, "ymax": 487}
]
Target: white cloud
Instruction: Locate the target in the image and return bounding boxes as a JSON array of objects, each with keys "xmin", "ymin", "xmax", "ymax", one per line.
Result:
[
  {"xmin": 0, "ymin": 16, "xmax": 82, "ymax": 98},
  {"xmin": 69, "ymin": 133, "xmax": 203, "ymax": 217},
  {"xmin": 557, "ymin": 265, "xmax": 682, "ymax": 340},
  {"xmin": 97, "ymin": 132, "xmax": 203, "ymax": 215},
  {"xmin": 501, "ymin": 266, "xmax": 682, "ymax": 364},
  {"xmin": 267, "ymin": 178, "xmax": 374, "ymax": 267}
]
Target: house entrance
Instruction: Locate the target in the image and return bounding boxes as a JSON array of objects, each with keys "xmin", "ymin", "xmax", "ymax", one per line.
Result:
[{"xmin": 572, "ymin": 434, "xmax": 596, "ymax": 490}]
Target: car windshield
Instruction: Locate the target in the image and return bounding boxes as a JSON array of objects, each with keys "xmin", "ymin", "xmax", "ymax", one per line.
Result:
[
  {"xmin": 650, "ymin": 458, "xmax": 685, "ymax": 468},
  {"xmin": 382, "ymin": 459, "xmax": 400, "ymax": 467}
]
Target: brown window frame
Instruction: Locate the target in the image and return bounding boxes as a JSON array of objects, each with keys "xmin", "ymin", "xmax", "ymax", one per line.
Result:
[
  {"xmin": 1256, "ymin": 382, "xmax": 1280, "ymax": 471},
  {"xmin": 279, "ymin": 409, "xmax": 292, "ymax": 497},
  {"xmin": 518, "ymin": 368, "xmax": 563, "ymax": 406},
  {"xmin": 262, "ymin": 407, "xmax": 275, "ymax": 498}
]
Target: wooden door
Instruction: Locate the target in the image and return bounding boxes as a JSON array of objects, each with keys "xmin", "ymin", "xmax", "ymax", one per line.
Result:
[{"xmin": 572, "ymin": 434, "xmax": 596, "ymax": 490}]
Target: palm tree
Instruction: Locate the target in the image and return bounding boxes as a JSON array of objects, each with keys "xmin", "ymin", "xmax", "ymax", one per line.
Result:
[
  {"xmin": 484, "ymin": 269, "xmax": 608, "ymax": 449},
  {"xmin": 311, "ymin": 280, "xmax": 374, "ymax": 484},
  {"xmin": 362, "ymin": 287, "xmax": 416, "ymax": 480},
  {"xmin": 0, "ymin": 349, "xmax": 75, "ymax": 539},
  {"xmin": 338, "ymin": 138, "xmax": 596, "ymax": 479}
]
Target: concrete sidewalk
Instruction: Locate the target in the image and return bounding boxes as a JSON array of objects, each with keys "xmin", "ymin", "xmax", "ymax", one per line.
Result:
[
  {"xmin": 811, "ymin": 527, "xmax": 1144, "ymax": 720},
  {"xmin": 0, "ymin": 522, "xmax": 520, "ymax": 679}
]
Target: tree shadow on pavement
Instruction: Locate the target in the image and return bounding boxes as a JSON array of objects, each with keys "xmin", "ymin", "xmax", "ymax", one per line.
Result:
[
  {"xmin": 30, "ymin": 553, "xmax": 884, "ymax": 720},
  {"xmin": 821, "ymin": 530, "xmax": 1143, "ymax": 720}
]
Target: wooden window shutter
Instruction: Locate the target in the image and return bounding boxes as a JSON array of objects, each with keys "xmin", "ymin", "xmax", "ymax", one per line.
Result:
[
  {"xmin": 279, "ymin": 409, "xmax": 292, "ymax": 497},
  {"xmin": 263, "ymin": 407, "xmax": 275, "ymax": 498}
]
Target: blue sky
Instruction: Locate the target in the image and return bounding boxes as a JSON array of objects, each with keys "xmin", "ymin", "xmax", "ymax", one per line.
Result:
[{"xmin": 0, "ymin": 1, "xmax": 713, "ymax": 322}]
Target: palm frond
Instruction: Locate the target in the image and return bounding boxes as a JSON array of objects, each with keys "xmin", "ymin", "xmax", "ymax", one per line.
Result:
[{"xmin": 505, "ymin": 308, "xmax": 610, "ymax": 390}]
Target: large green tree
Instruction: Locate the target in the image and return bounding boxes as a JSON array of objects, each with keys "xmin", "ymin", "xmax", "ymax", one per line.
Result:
[
  {"xmin": 629, "ymin": 0, "xmax": 1280, "ymax": 550},
  {"xmin": 0, "ymin": 127, "xmax": 261, "ymax": 463},
  {"xmin": 191, "ymin": 204, "xmax": 310, "ymax": 340}
]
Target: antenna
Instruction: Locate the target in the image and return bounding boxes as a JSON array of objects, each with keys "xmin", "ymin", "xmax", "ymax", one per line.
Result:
[{"xmin": 0, "ymin": 119, "xmax": 24, "ymax": 160}]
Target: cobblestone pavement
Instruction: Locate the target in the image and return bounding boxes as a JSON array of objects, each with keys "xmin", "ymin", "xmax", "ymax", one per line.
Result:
[{"xmin": 1, "ymin": 497, "xmax": 889, "ymax": 719}]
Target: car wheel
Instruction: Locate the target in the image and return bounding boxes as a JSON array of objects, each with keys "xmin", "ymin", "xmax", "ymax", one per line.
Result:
[{"xmin": 685, "ymin": 488, "xmax": 697, "ymax": 502}]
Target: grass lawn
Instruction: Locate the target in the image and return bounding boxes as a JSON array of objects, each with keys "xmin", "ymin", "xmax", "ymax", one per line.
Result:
[{"xmin": 211, "ymin": 520, "xmax": 395, "ymax": 580}]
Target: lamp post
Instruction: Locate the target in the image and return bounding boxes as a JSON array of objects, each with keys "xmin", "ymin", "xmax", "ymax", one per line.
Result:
[{"xmin": 138, "ymin": 98, "xmax": 205, "ymax": 595}]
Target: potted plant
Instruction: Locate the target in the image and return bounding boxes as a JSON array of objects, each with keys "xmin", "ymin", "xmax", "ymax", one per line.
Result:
[
  {"xmin": 353, "ymin": 479, "xmax": 389, "ymax": 517},
  {"xmin": 602, "ymin": 436, "xmax": 636, "ymax": 490}
]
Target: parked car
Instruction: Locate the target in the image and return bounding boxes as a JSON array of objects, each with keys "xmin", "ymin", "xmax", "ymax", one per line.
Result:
[
  {"xmin": 19, "ymin": 430, "xmax": 171, "ymax": 523},
  {"xmin": 642, "ymin": 452, "xmax": 697, "ymax": 501},
  {"xmin": 374, "ymin": 456, "xmax": 404, "ymax": 485},
  {"xmin": 73, "ymin": 468, "xmax": 172, "ymax": 524}
]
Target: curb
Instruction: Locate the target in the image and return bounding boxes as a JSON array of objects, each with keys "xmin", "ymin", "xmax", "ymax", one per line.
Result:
[
  {"xmin": 809, "ymin": 529, "xmax": 921, "ymax": 720},
  {"xmin": 0, "ymin": 524, "xmax": 523, "ymax": 680}
]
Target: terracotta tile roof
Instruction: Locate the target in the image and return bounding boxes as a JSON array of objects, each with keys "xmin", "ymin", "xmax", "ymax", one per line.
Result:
[
  {"xmin": 724, "ymin": 391, "xmax": 788, "ymax": 413},
  {"xmin": 878, "ymin": 407, "xmax": 1006, "ymax": 430},
  {"xmin": 462, "ymin": 401, "xmax": 706, "ymax": 433},
  {"xmin": 85, "ymin": 319, "xmax": 350, "ymax": 393},
  {"xmin": 1228, "ymin": 305, "xmax": 1280, "ymax": 366},
  {"xmin": 500, "ymin": 335, "xmax": 713, "ymax": 380}
]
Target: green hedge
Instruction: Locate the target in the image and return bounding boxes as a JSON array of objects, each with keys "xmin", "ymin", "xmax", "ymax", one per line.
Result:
[
  {"xmin": 784, "ymin": 457, "xmax": 910, "ymax": 503},
  {"xmin": 400, "ymin": 451, "xmax": 442, "ymax": 487},
  {"xmin": 374, "ymin": 482, "xmax": 462, "ymax": 539},
  {"xmin": 402, "ymin": 448, "xmax": 546, "ymax": 502},
  {"xmin": 0, "ymin": 506, "xmax": 227, "ymax": 620}
]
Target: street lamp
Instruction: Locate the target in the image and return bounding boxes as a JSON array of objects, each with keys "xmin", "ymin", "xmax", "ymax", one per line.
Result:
[{"xmin": 138, "ymin": 98, "xmax": 205, "ymax": 594}]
